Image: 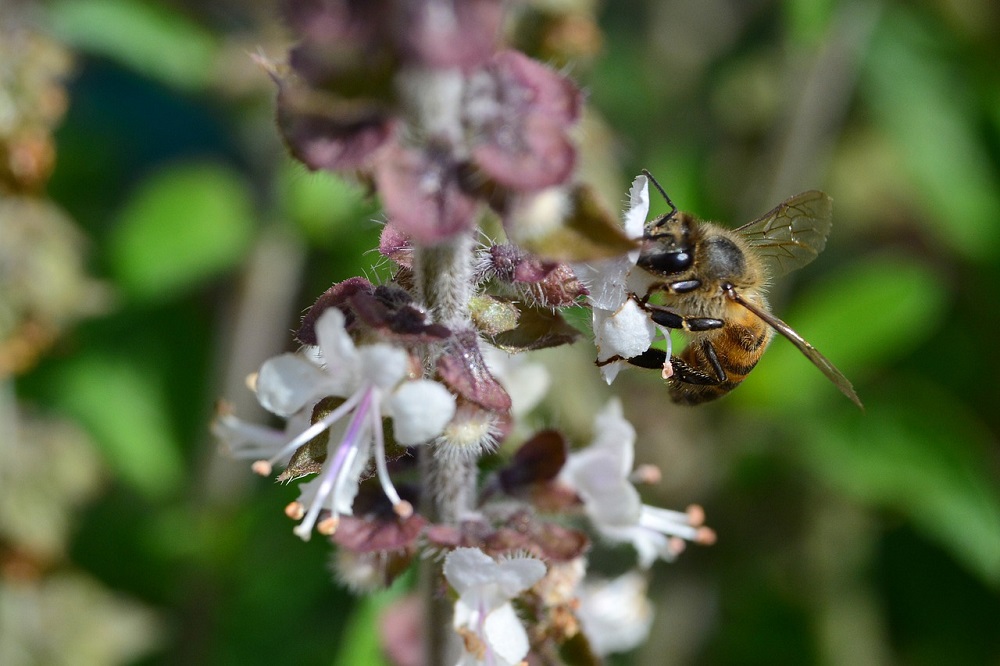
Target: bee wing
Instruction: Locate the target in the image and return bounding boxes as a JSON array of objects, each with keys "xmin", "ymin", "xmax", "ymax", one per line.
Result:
[
  {"xmin": 724, "ymin": 286, "xmax": 863, "ymax": 409},
  {"xmin": 734, "ymin": 190, "xmax": 833, "ymax": 278}
]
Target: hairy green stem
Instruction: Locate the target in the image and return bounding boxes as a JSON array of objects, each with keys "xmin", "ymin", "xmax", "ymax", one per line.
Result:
[{"xmin": 413, "ymin": 232, "xmax": 478, "ymax": 665}]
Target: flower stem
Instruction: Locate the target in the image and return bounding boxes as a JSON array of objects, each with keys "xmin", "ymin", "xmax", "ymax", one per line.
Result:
[
  {"xmin": 414, "ymin": 233, "xmax": 476, "ymax": 331},
  {"xmin": 413, "ymin": 232, "xmax": 478, "ymax": 665}
]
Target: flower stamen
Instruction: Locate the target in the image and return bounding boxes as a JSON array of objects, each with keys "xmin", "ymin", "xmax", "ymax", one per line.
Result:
[
  {"xmin": 656, "ymin": 324, "xmax": 674, "ymax": 379},
  {"xmin": 369, "ymin": 387, "xmax": 413, "ymax": 518},
  {"xmin": 293, "ymin": 388, "xmax": 373, "ymax": 540},
  {"xmin": 252, "ymin": 389, "xmax": 365, "ymax": 476}
]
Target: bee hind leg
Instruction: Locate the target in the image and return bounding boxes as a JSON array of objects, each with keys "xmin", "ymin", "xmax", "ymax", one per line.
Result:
[{"xmin": 626, "ymin": 347, "xmax": 722, "ymax": 386}]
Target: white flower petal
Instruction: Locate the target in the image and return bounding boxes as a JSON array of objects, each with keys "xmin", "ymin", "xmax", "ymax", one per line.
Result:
[
  {"xmin": 495, "ymin": 557, "xmax": 547, "ymax": 598},
  {"xmin": 623, "ymin": 174, "xmax": 650, "ymax": 240},
  {"xmin": 577, "ymin": 572, "xmax": 653, "ymax": 656},
  {"xmin": 573, "ymin": 174, "xmax": 650, "ymax": 312},
  {"xmin": 444, "ymin": 547, "xmax": 499, "ymax": 595},
  {"xmin": 594, "ymin": 300, "xmax": 655, "ymax": 363},
  {"xmin": 331, "ymin": 448, "xmax": 370, "ymax": 516},
  {"xmin": 294, "ymin": 475, "xmax": 324, "ymax": 510},
  {"xmin": 212, "ymin": 412, "xmax": 287, "ymax": 459},
  {"xmin": 358, "ymin": 344, "xmax": 409, "ymax": 389},
  {"xmin": 481, "ymin": 345, "xmax": 550, "ymax": 417},
  {"xmin": 387, "ymin": 380, "xmax": 456, "ymax": 445},
  {"xmin": 315, "ymin": 308, "xmax": 360, "ymax": 375},
  {"xmin": 589, "ymin": 398, "xmax": 635, "ymax": 474},
  {"xmin": 599, "ymin": 359, "xmax": 625, "ymax": 384},
  {"xmin": 257, "ymin": 353, "xmax": 337, "ymax": 416},
  {"xmin": 574, "ymin": 258, "xmax": 626, "ymax": 311},
  {"xmin": 565, "ymin": 449, "xmax": 643, "ymax": 526},
  {"xmin": 484, "ymin": 602, "xmax": 530, "ymax": 664}
]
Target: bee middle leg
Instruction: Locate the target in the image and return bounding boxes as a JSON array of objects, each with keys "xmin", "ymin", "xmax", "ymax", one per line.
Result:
[{"xmin": 641, "ymin": 303, "xmax": 724, "ymax": 332}]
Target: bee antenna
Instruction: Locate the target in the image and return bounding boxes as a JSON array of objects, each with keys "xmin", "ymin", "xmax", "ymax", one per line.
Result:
[{"xmin": 641, "ymin": 169, "xmax": 678, "ymax": 217}]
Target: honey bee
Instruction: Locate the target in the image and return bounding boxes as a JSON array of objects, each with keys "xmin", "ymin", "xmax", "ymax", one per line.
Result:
[{"xmin": 627, "ymin": 169, "xmax": 862, "ymax": 408}]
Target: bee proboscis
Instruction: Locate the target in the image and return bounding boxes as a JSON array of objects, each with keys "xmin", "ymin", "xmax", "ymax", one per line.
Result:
[{"xmin": 627, "ymin": 170, "xmax": 862, "ymax": 408}]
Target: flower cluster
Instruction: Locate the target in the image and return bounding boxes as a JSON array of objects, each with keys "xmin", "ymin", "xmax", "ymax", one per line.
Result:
[
  {"xmin": 444, "ymin": 547, "xmax": 546, "ymax": 666},
  {"xmin": 214, "ymin": 1, "xmax": 718, "ymax": 663},
  {"xmin": 271, "ymin": 0, "xmax": 582, "ymax": 246},
  {"xmin": 217, "ymin": 305, "xmax": 455, "ymax": 540}
]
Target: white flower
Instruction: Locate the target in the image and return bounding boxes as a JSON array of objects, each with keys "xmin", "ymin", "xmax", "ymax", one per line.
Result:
[
  {"xmin": 576, "ymin": 571, "xmax": 654, "ymax": 656},
  {"xmin": 212, "ymin": 402, "xmax": 312, "ymax": 465},
  {"xmin": 561, "ymin": 399, "xmax": 715, "ymax": 567},
  {"xmin": 481, "ymin": 343, "xmax": 550, "ymax": 417},
  {"xmin": 227, "ymin": 308, "xmax": 456, "ymax": 541},
  {"xmin": 573, "ymin": 174, "xmax": 673, "ymax": 384},
  {"xmin": 444, "ymin": 547, "xmax": 546, "ymax": 666},
  {"xmin": 592, "ymin": 299, "xmax": 655, "ymax": 384},
  {"xmin": 574, "ymin": 174, "xmax": 649, "ymax": 311}
]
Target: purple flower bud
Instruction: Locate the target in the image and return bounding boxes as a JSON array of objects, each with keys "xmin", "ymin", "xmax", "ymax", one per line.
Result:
[{"xmin": 296, "ymin": 276, "xmax": 375, "ymax": 345}]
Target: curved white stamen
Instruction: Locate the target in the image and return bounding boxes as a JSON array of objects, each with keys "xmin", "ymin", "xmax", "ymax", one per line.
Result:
[
  {"xmin": 369, "ymin": 387, "xmax": 408, "ymax": 514},
  {"xmin": 657, "ymin": 325, "xmax": 673, "ymax": 359},
  {"xmin": 656, "ymin": 324, "xmax": 674, "ymax": 379},
  {"xmin": 293, "ymin": 388, "xmax": 373, "ymax": 540},
  {"xmin": 264, "ymin": 389, "xmax": 365, "ymax": 467}
]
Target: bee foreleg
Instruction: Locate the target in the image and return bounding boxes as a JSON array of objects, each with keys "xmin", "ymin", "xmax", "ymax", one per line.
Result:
[{"xmin": 642, "ymin": 303, "xmax": 724, "ymax": 332}]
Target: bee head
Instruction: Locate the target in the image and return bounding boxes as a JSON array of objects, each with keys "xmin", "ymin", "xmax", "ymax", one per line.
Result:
[{"xmin": 637, "ymin": 211, "xmax": 695, "ymax": 276}]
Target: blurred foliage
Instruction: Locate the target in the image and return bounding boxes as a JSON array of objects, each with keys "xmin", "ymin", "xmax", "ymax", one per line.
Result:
[{"xmin": 3, "ymin": 0, "xmax": 999, "ymax": 665}]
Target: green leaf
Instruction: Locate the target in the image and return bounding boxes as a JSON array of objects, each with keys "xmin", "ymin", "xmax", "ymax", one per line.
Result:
[
  {"xmin": 48, "ymin": 353, "xmax": 184, "ymax": 499},
  {"xmin": 801, "ymin": 381, "xmax": 1000, "ymax": 584},
  {"xmin": 735, "ymin": 256, "xmax": 947, "ymax": 409},
  {"xmin": 47, "ymin": 0, "xmax": 219, "ymax": 90},
  {"xmin": 110, "ymin": 162, "xmax": 255, "ymax": 300},
  {"xmin": 862, "ymin": 10, "xmax": 1000, "ymax": 260}
]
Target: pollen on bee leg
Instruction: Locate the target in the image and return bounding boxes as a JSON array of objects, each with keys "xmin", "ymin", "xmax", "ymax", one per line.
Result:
[
  {"xmin": 251, "ymin": 460, "xmax": 273, "ymax": 476},
  {"xmin": 284, "ymin": 500, "xmax": 305, "ymax": 520}
]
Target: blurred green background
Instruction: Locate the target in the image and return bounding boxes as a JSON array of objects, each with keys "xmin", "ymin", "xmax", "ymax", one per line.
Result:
[{"xmin": 3, "ymin": 0, "xmax": 999, "ymax": 664}]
